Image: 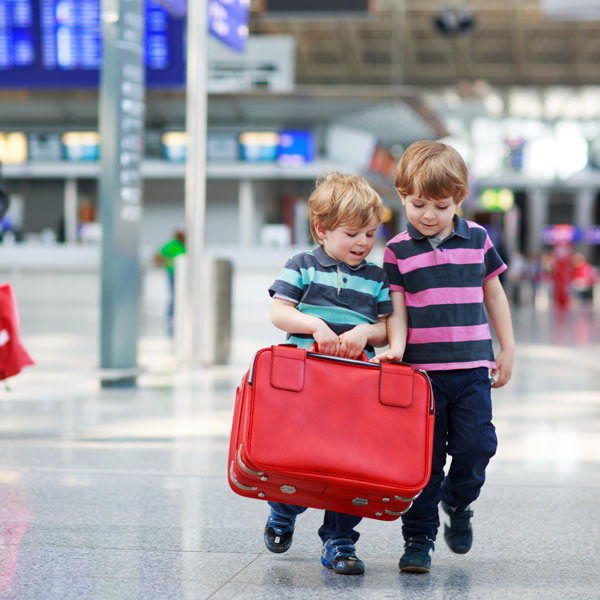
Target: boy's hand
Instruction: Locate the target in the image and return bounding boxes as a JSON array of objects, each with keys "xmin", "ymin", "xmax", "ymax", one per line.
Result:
[
  {"xmin": 338, "ymin": 326, "xmax": 369, "ymax": 360},
  {"xmin": 371, "ymin": 346, "xmax": 405, "ymax": 364},
  {"xmin": 491, "ymin": 348, "xmax": 514, "ymax": 388},
  {"xmin": 312, "ymin": 321, "xmax": 340, "ymax": 356}
]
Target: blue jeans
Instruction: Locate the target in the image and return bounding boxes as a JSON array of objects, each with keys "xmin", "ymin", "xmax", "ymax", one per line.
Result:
[
  {"xmin": 402, "ymin": 368, "xmax": 498, "ymax": 541},
  {"xmin": 166, "ymin": 270, "xmax": 175, "ymax": 320},
  {"xmin": 268, "ymin": 502, "xmax": 361, "ymax": 543}
]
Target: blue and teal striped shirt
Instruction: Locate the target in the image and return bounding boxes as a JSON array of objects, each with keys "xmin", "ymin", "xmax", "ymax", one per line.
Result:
[{"xmin": 268, "ymin": 246, "xmax": 393, "ymax": 357}]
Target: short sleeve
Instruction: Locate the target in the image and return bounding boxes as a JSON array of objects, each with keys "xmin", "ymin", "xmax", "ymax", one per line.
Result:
[
  {"xmin": 383, "ymin": 245, "xmax": 405, "ymax": 293},
  {"xmin": 483, "ymin": 235, "xmax": 507, "ymax": 281},
  {"xmin": 268, "ymin": 256, "xmax": 305, "ymax": 303},
  {"xmin": 376, "ymin": 271, "xmax": 393, "ymax": 316}
]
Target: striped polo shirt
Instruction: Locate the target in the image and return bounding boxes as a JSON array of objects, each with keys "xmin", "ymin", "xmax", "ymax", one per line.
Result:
[
  {"xmin": 384, "ymin": 215, "xmax": 507, "ymax": 371},
  {"xmin": 269, "ymin": 246, "xmax": 393, "ymax": 357}
]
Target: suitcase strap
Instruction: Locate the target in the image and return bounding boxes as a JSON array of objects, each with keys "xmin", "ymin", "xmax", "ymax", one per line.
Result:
[{"xmin": 269, "ymin": 345, "xmax": 414, "ymax": 408}]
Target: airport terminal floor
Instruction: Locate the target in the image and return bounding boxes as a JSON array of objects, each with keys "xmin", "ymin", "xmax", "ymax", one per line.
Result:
[{"xmin": 1, "ymin": 267, "xmax": 599, "ymax": 600}]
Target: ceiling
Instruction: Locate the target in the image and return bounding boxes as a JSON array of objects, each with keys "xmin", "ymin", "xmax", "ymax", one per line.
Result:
[
  {"xmin": 0, "ymin": 86, "xmax": 447, "ymax": 148},
  {"xmin": 250, "ymin": 0, "xmax": 600, "ymax": 87},
  {"xmin": 2, "ymin": 1, "xmax": 599, "ymax": 149}
]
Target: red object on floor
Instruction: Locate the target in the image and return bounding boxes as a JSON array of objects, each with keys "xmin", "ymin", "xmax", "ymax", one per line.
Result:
[{"xmin": 0, "ymin": 284, "xmax": 34, "ymax": 381}]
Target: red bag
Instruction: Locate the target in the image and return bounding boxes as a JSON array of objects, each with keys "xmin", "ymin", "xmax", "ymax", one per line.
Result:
[
  {"xmin": 0, "ymin": 284, "xmax": 34, "ymax": 381},
  {"xmin": 228, "ymin": 345, "xmax": 435, "ymax": 521}
]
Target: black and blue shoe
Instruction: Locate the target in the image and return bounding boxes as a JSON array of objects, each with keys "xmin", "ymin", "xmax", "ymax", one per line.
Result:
[
  {"xmin": 264, "ymin": 512, "xmax": 296, "ymax": 553},
  {"xmin": 321, "ymin": 537, "xmax": 365, "ymax": 575},
  {"xmin": 399, "ymin": 536, "xmax": 434, "ymax": 573},
  {"xmin": 442, "ymin": 501, "xmax": 473, "ymax": 554}
]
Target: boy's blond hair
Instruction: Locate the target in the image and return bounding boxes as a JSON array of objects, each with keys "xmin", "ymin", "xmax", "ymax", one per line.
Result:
[
  {"xmin": 308, "ymin": 172, "xmax": 384, "ymax": 244},
  {"xmin": 395, "ymin": 141, "xmax": 469, "ymax": 204}
]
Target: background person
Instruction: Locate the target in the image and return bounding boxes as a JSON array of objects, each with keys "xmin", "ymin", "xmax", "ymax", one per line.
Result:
[{"xmin": 154, "ymin": 229, "xmax": 186, "ymax": 329}]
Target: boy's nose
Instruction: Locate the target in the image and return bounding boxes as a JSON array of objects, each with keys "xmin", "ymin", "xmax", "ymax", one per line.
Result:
[{"xmin": 423, "ymin": 206, "xmax": 436, "ymax": 219}]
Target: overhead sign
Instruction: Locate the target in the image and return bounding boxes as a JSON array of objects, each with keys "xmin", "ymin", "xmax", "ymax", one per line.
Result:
[
  {"xmin": 208, "ymin": 0, "xmax": 250, "ymax": 53},
  {"xmin": 541, "ymin": 0, "xmax": 600, "ymax": 19},
  {"xmin": 0, "ymin": 0, "xmax": 185, "ymax": 88},
  {"xmin": 153, "ymin": 0, "xmax": 186, "ymax": 17},
  {"xmin": 542, "ymin": 224, "xmax": 582, "ymax": 245}
]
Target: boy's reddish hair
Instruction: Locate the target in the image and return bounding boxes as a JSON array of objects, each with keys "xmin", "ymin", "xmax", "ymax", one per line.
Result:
[{"xmin": 395, "ymin": 141, "xmax": 469, "ymax": 204}]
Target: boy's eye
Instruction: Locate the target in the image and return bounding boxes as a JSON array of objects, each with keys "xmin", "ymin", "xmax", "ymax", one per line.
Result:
[
  {"xmin": 413, "ymin": 203, "xmax": 424, "ymax": 208},
  {"xmin": 437, "ymin": 205, "xmax": 450, "ymax": 210}
]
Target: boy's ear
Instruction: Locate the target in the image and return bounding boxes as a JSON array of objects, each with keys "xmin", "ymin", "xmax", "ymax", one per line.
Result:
[{"xmin": 313, "ymin": 221, "xmax": 327, "ymax": 240}]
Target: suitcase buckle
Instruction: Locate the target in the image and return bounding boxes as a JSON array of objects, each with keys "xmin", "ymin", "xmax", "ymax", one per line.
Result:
[
  {"xmin": 352, "ymin": 498, "xmax": 369, "ymax": 506},
  {"xmin": 280, "ymin": 485, "xmax": 296, "ymax": 494}
]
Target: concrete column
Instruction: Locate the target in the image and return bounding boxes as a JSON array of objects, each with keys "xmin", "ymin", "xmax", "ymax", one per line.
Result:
[
  {"xmin": 238, "ymin": 179, "xmax": 256, "ymax": 246},
  {"xmin": 526, "ymin": 188, "xmax": 549, "ymax": 256},
  {"xmin": 183, "ymin": 0, "xmax": 208, "ymax": 365},
  {"xmin": 574, "ymin": 188, "xmax": 595, "ymax": 256},
  {"xmin": 63, "ymin": 178, "xmax": 78, "ymax": 243}
]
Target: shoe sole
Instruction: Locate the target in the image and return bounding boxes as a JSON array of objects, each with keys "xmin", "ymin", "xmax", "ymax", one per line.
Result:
[
  {"xmin": 444, "ymin": 525, "xmax": 472, "ymax": 554},
  {"xmin": 321, "ymin": 557, "xmax": 364, "ymax": 575},
  {"xmin": 264, "ymin": 527, "xmax": 293, "ymax": 554},
  {"xmin": 399, "ymin": 565, "xmax": 430, "ymax": 574}
]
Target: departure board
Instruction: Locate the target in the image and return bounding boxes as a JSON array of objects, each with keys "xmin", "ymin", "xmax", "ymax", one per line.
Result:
[{"xmin": 0, "ymin": 0, "xmax": 185, "ymax": 87}]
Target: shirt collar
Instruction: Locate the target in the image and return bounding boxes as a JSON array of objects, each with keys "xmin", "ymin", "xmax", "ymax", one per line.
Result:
[
  {"xmin": 313, "ymin": 245, "xmax": 368, "ymax": 271},
  {"xmin": 407, "ymin": 214, "xmax": 470, "ymax": 242}
]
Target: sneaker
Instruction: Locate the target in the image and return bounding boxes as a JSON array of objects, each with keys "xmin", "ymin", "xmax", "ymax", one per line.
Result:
[
  {"xmin": 264, "ymin": 512, "xmax": 296, "ymax": 553},
  {"xmin": 399, "ymin": 536, "xmax": 434, "ymax": 573},
  {"xmin": 441, "ymin": 501, "xmax": 473, "ymax": 554},
  {"xmin": 320, "ymin": 537, "xmax": 365, "ymax": 575}
]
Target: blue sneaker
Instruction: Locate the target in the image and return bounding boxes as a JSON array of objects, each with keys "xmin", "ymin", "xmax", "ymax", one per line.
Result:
[
  {"xmin": 320, "ymin": 538, "xmax": 365, "ymax": 575},
  {"xmin": 264, "ymin": 511, "xmax": 295, "ymax": 553},
  {"xmin": 399, "ymin": 536, "xmax": 434, "ymax": 573},
  {"xmin": 442, "ymin": 501, "xmax": 473, "ymax": 554}
]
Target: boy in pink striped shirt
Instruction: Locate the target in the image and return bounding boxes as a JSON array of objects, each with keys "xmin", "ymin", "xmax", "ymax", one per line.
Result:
[{"xmin": 374, "ymin": 141, "xmax": 514, "ymax": 573}]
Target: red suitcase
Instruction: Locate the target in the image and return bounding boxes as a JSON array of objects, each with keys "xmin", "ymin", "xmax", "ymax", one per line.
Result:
[{"xmin": 228, "ymin": 345, "xmax": 435, "ymax": 521}]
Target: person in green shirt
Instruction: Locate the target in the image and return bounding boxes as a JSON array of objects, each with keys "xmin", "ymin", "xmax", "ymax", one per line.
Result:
[{"xmin": 154, "ymin": 229, "xmax": 186, "ymax": 327}]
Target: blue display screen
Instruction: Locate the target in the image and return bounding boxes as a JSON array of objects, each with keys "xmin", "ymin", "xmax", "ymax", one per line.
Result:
[
  {"xmin": 0, "ymin": 0, "xmax": 185, "ymax": 88},
  {"xmin": 277, "ymin": 130, "xmax": 315, "ymax": 165}
]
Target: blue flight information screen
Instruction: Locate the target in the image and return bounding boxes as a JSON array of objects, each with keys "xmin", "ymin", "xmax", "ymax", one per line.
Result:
[{"xmin": 0, "ymin": 0, "xmax": 185, "ymax": 87}]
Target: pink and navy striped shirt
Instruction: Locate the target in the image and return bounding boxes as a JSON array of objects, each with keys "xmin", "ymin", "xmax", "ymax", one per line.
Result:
[{"xmin": 384, "ymin": 216, "xmax": 507, "ymax": 371}]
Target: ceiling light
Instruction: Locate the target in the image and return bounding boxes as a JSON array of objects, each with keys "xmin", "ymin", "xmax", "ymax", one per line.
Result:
[{"xmin": 433, "ymin": 7, "xmax": 476, "ymax": 36}]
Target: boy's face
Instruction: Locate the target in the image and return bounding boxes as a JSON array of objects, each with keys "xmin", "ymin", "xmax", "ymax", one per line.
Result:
[
  {"xmin": 315, "ymin": 216, "xmax": 380, "ymax": 267},
  {"xmin": 401, "ymin": 193, "xmax": 461, "ymax": 239}
]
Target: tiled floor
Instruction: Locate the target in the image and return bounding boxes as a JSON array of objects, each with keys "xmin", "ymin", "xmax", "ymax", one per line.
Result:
[{"xmin": 1, "ymin": 267, "xmax": 599, "ymax": 599}]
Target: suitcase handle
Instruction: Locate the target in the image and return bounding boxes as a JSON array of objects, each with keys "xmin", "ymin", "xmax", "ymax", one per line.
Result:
[{"xmin": 308, "ymin": 344, "xmax": 369, "ymax": 363}]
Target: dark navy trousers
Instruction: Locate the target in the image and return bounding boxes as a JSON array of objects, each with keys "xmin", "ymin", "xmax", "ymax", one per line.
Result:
[
  {"xmin": 268, "ymin": 502, "xmax": 361, "ymax": 544},
  {"xmin": 402, "ymin": 368, "xmax": 498, "ymax": 541}
]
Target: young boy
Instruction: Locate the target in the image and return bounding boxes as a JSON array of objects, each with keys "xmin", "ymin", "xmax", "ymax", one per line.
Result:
[
  {"xmin": 265, "ymin": 172, "xmax": 393, "ymax": 575},
  {"xmin": 374, "ymin": 141, "xmax": 514, "ymax": 573}
]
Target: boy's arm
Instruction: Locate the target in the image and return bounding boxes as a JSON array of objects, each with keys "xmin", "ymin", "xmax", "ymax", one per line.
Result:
[
  {"xmin": 483, "ymin": 276, "xmax": 515, "ymax": 388},
  {"xmin": 270, "ymin": 297, "xmax": 340, "ymax": 355},
  {"xmin": 337, "ymin": 317, "xmax": 388, "ymax": 360},
  {"xmin": 372, "ymin": 291, "xmax": 408, "ymax": 363}
]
